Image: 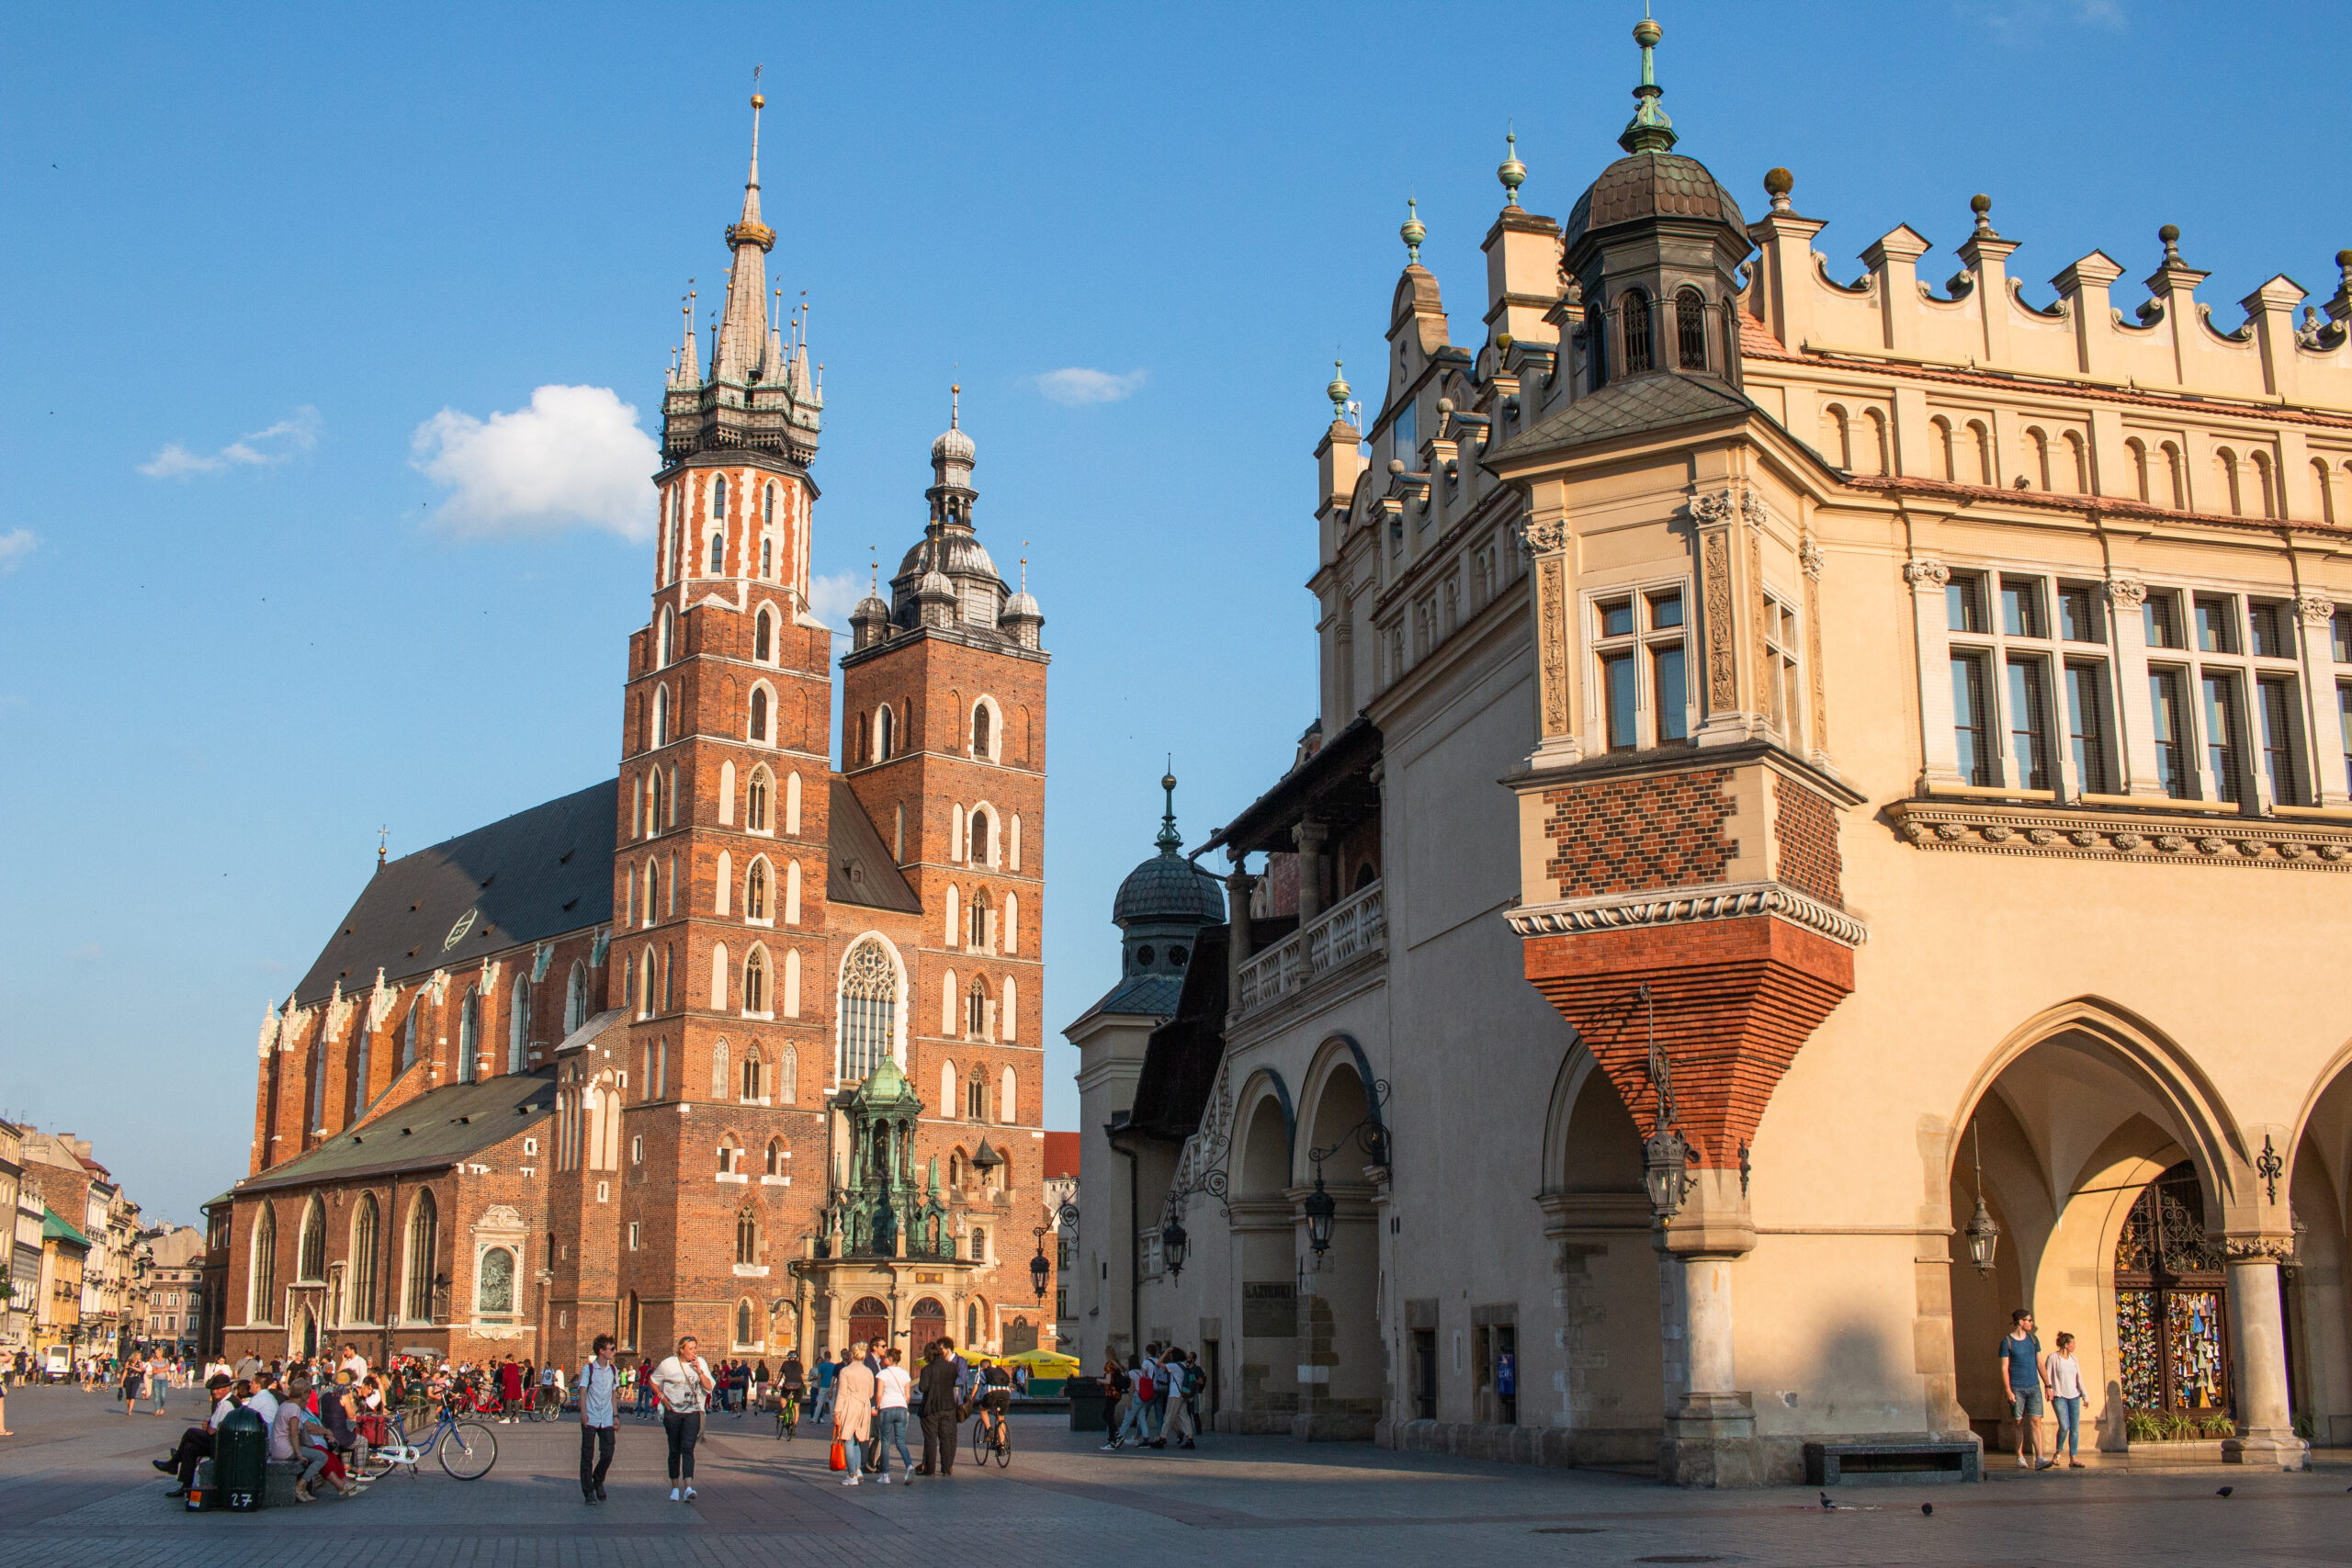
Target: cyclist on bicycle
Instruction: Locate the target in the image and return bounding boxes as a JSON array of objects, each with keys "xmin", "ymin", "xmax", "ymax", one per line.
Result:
[{"xmin": 776, "ymin": 1353, "xmax": 805, "ymax": 1438}]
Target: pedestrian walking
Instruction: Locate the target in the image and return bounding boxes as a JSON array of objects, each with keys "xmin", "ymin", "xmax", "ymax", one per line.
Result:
[
  {"xmin": 577, "ymin": 1334, "xmax": 621, "ymax": 1504},
  {"xmin": 2000, "ymin": 1308, "xmax": 2052, "ymax": 1471},
  {"xmin": 1097, "ymin": 1356, "xmax": 1131, "ymax": 1450},
  {"xmin": 812, "ymin": 1347, "xmax": 841, "ymax": 1422},
  {"xmin": 1161, "ymin": 1348, "xmax": 1197, "ymax": 1449},
  {"xmin": 1112, "ymin": 1348, "xmax": 1160, "ymax": 1449},
  {"xmin": 651, "ymin": 1335, "xmax": 713, "ymax": 1502},
  {"xmin": 917, "ymin": 1337, "xmax": 960, "ymax": 1475},
  {"xmin": 2044, "ymin": 1331, "xmax": 2086, "ymax": 1469},
  {"xmin": 146, "ymin": 1352, "xmax": 171, "ymax": 1417},
  {"xmin": 119, "ymin": 1357, "xmax": 143, "ymax": 1418},
  {"xmin": 831, "ymin": 1339, "xmax": 876, "ymax": 1486},
  {"xmin": 874, "ymin": 1347, "xmax": 914, "ymax": 1483}
]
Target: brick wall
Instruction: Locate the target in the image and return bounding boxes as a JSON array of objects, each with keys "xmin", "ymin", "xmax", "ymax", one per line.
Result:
[
  {"xmin": 1772, "ymin": 775, "xmax": 1842, "ymax": 907},
  {"xmin": 1542, "ymin": 769, "xmax": 1734, "ymax": 899}
]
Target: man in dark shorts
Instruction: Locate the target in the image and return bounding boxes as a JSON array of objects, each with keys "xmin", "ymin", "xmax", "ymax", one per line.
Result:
[{"xmin": 2000, "ymin": 1308, "xmax": 2051, "ymax": 1471}]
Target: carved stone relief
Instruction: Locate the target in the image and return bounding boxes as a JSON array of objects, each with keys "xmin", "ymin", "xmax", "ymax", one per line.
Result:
[
  {"xmin": 1702, "ymin": 530, "xmax": 1735, "ymax": 709},
  {"xmin": 1538, "ymin": 556, "xmax": 1569, "ymax": 737}
]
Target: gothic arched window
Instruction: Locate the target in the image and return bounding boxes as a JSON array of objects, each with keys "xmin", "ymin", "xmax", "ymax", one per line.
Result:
[
  {"xmin": 971, "ymin": 702, "xmax": 991, "ymax": 758},
  {"xmin": 1676, "ymin": 288, "xmax": 1709, "ymax": 370},
  {"xmin": 565, "ymin": 961, "xmax": 587, "ymax": 1034},
  {"xmin": 743, "ymin": 950, "xmax": 767, "ymax": 1014},
  {"xmin": 749, "ymin": 687, "xmax": 769, "ymax": 744},
  {"xmin": 1622, "ymin": 288, "xmax": 1654, "ymax": 374},
  {"xmin": 839, "ymin": 938, "xmax": 897, "ymax": 1080},
  {"xmin": 298, "ymin": 1196, "xmax": 326, "ymax": 1281},
  {"xmin": 402, "ymin": 1190, "xmax": 437, "ymax": 1324},
  {"xmin": 348, "ymin": 1193, "xmax": 379, "ymax": 1323},
  {"xmin": 401, "ymin": 1004, "xmax": 417, "ymax": 1069},
  {"xmin": 765, "ymin": 1137, "xmax": 786, "ymax": 1176},
  {"xmin": 755, "ymin": 607, "xmax": 774, "ymax": 662},
  {"xmin": 249, "ymin": 1203, "xmax": 277, "ymax": 1322},
  {"xmin": 652, "ymin": 685, "xmax": 670, "ymax": 749},
  {"xmin": 741, "ymin": 1045, "xmax": 763, "ymax": 1101},
  {"xmin": 458, "ymin": 989, "xmax": 480, "ymax": 1083},
  {"xmin": 747, "ymin": 767, "xmax": 771, "ymax": 831},
  {"xmin": 763, "ymin": 482, "xmax": 775, "ymax": 529},
  {"xmin": 746, "ymin": 859, "xmax": 768, "ymax": 921},
  {"xmin": 658, "ymin": 605, "xmax": 674, "ymax": 667},
  {"xmin": 876, "ymin": 705, "xmax": 895, "ymax": 761}
]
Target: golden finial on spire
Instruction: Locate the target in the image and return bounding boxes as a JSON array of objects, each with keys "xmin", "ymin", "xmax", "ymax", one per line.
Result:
[
  {"xmin": 377, "ymin": 826, "xmax": 389, "ymax": 870},
  {"xmin": 951, "ymin": 383, "xmax": 961, "ymax": 428}
]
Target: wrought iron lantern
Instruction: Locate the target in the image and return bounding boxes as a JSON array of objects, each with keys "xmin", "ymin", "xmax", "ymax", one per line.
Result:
[
  {"xmin": 1160, "ymin": 1215, "xmax": 1190, "ymax": 1278},
  {"xmin": 1028, "ymin": 1223, "xmax": 1053, "ymax": 1302},
  {"xmin": 1963, "ymin": 1121, "xmax": 1999, "ymax": 1276},
  {"xmin": 1302, "ymin": 1171, "xmax": 1338, "ymax": 1255},
  {"xmin": 1644, "ymin": 1125, "xmax": 1695, "ymax": 1220}
]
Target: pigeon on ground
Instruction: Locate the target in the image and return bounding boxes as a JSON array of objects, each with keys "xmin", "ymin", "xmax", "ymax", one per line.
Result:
[
  {"xmin": 1819, "ymin": 1491, "xmax": 1835, "ymax": 1509},
  {"xmin": 2216, "ymin": 1485, "xmax": 2233, "ymax": 1498},
  {"xmin": 1920, "ymin": 1503, "xmax": 1933, "ymax": 1516}
]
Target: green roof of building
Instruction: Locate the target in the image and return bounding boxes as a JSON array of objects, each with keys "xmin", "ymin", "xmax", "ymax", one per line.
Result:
[{"xmin": 41, "ymin": 1207, "xmax": 90, "ymax": 1249}]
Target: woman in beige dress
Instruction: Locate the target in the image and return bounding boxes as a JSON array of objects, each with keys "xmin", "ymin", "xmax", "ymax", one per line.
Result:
[{"xmin": 831, "ymin": 1340, "xmax": 876, "ymax": 1486}]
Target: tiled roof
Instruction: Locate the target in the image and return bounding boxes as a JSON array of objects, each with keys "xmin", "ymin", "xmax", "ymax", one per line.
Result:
[
  {"xmin": 1495, "ymin": 372, "xmax": 1757, "ymax": 461},
  {"xmin": 1565, "ymin": 152, "xmax": 1746, "ymax": 253},
  {"xmin": 234, "ymin": 1071, "xmax": 555, "ymax": 1195},
  {"xmin": 295, "ymin": 781, "xmax": 616, "ymax": 1007},
  {"xmin": 1041, "ymin": 1131, "xmax": 1080, "ymax": 1181},
  {"xmin": 827, "ymin": 780, "xmax": 923, "ymax": 915}
]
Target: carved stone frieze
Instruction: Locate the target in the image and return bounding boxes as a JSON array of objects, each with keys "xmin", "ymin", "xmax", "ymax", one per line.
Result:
[
  {"xmin": 2222, "ymin": 1237, "xmax": 2298, "ymax": 1264},
  {"xmin": 1538, "ymin": 556, "xmax": 1569, "ymax": 736},
  {"xmin": 2105, "ymin": 577, "xmax": 2147, "ymax": 609},
  {"xmin": 1902, "ymin": 557, "xmax": 1950, "ymax": 591},
  {"xmin": 1798, "ymin": 535, "xmax": 1826, "ymax": 580},
  {"xmin": 1690, "ymin": 489, "xmax": 1734, "ymax": 525},
  {"xmin": 1740, "ymin": 487, "xmax": 1769, "ymax": 525},
  {"xmin": 1702, "ymin": 530, "xmax": 1736, "ymax": 707},
  {"xmin": 2300, "ymin": 592, "xmax": 2337, "ymax": 626},
  {"xmin": 1509, "ymin": 878, "xmax": 1869, "ymax": 950},
  {"xmin": 1517, "ymin": 514, "xmax": 1566, "ymax": 554},
  {"xmin": 1885, "ymin": 796, "xmax": 2352, "ymax": 870}
]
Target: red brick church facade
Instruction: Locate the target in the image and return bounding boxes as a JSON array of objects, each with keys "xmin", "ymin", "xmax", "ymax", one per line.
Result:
[{"xmin": 214, "ymin": 98, "xmax": 1051, "ymax": 1371}]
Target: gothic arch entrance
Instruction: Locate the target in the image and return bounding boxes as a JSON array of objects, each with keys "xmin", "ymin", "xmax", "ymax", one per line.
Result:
[{"xmin": 910, "ymin": 1297, "xmax": 946, "ymax": 1352}]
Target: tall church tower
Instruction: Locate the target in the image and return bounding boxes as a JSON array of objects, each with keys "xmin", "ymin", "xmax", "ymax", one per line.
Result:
[
  {"xmin": 842, "ymin": 398, "xmax": 1049, "ymax": 1276},
  {"xmin": 610, "ymin": 93, "xmax": 836, "ymax": 1357}
]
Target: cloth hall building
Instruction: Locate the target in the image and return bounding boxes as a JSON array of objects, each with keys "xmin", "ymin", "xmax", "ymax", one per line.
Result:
[
  {"xmin": 214, "ymin": 97, "xmax": 1054, "ymax": 1372},
  {"xmin": 1069, "ymin": 18, "xmax": 2352, "ymax": 1484}
]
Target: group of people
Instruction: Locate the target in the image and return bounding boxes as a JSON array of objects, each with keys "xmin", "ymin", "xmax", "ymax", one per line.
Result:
[
  {"xmin": 153, "ymin": 1344, "xmax": 389, "ymax": 1502},
  {"xmin": 571, "ymin": 1333, "xmax": 1016, "ymax": 1503},
  {"xmin": 1097, "ymin": 1343, "xmax": 1204, "ymax": 1451},
  {"xmin": 2000, "ymin": 1309, "xmax": 2092, "ymax": 1469}
]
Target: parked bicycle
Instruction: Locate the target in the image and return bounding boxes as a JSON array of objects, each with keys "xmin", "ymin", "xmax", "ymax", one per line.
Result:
[{"xmin": 368, "ymin": 1394, "xmax": 498, "ymax": 1480}]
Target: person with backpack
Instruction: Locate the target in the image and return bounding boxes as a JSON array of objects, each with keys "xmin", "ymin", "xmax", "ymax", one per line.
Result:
[
  {"xmin": 1108, "ymin": 1347, "xmax": 1161, "ymax": 1450},
  {"xmin": 576, "ymin": 1334, "xmax": 621, "ymax": 1505},
  {"xmin": 1096, "ymin": 1356, "xmax": 1132, "ymax": 1451},
  {"xmin": 1161, "ymin": 1348, "xmax": 1203, "ymax": 1449}
]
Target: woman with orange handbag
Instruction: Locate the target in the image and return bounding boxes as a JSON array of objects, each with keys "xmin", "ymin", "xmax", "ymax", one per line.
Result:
[{"xmin": 831, "ymin": 1338, "xmax": 876, "ymax": 1486}]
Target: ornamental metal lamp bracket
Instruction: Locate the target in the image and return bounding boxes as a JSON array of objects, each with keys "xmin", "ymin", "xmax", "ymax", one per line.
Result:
[
  {"xmin": 1962, "ymin": 1119, "xmax": 2001, "ymax": 1276},
  {"xmin": 1303, "ymin": 1078, "xmax": 1393, "ymax": 1256},
  {"xmin": 1636, "ymin": 986, "xmax": 1699, "ymax": 1221}
]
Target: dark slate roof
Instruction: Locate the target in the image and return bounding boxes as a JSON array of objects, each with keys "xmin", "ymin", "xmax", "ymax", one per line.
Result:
[
  {"xmin": 295, "ymin": 782, "xmax": 616, "ymax": 1007},
  {"xmin": 1494, "ymin": 372, "xmax": 1757, "ymax": 463},
  {"xmin": 1126, "ymin": 924, "xmax": 1230, "ymax": 1143},
  {"xmin": 233, "ymin": 1071, "xmax": 555, "ymax": 1195},
  {"xmin": 1202, "ymin": 716, "xmax": 1384, "ymax": 859},
  {"xmin": 1071, "ymin": 970, "xmax": 1187, "ymax": 1030},
  {"xmin": 1113, "ymin": 848, "xmax": 1227, "ymax": 928},
  {"xmin": 1562, "ymin": 151, "xmax": 1746, "ymax": 254},
  {"xmin": 828, "ymin": 780, "xmax": 923, "ymax": 914}
]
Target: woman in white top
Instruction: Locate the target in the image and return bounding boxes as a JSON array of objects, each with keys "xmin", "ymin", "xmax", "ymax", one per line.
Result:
[
  {"xmin": 2042, "ymin": 1331, "xmax": 2086, "ymax": 1468},
  {"xmin": 650, "ymin": 1336, "xmax": 714, "ymax": 1502},
  {"xmin": 872, "ymin": 1347, "xmax": 915, "ymax": 1483}
]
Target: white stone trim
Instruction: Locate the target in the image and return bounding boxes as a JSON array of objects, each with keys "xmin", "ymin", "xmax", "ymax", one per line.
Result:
[{"xmin": 1507, "ymin": 878, "xmax": 1868, "ymax": 948}]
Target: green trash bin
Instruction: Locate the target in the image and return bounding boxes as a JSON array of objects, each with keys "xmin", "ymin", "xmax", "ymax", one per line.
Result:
[{"xmin": 215, "ymin": 1406, "xmax": 269, "ymax": 1511}]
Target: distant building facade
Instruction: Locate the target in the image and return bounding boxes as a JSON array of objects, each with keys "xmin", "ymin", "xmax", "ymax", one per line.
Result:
[
  {"xmin": 218, "ymin": 96, "xmax": 1052, "ymax": 1373},
  {"xmin": 1074, "ymin": 17, "xmax": 2352, "ymax": 1483}
]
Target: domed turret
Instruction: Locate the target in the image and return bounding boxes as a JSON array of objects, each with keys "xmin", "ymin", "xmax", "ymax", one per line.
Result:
[{"xmin": 1113, "ymin": 772, "xmax": 1227, "ymax": 932}]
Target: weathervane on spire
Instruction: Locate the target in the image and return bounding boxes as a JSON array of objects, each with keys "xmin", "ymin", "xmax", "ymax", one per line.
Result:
[
  {"xmin": 377, "ymin": 826, "xmax": 389, "ymax": 871},
  {"xmin": 1619, "ymin": 8, "xmax": 1678, "ymax": 155}
]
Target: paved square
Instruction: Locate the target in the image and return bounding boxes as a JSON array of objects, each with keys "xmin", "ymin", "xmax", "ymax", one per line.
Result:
[{"xmin": 0, "ymin": 1388, "xmax": 2345, "ymax": 1567}]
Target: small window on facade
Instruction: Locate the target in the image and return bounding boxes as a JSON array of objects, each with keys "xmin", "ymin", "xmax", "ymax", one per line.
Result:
[
  {"xmin": 2144, "ymin": 592, "xmax": 2182, "ymax": 650},
  {"xmin": 1675, "ymin": 288, "xmax": 1708, "ymax": 369},
  {"xmin": 2059, "ymin": 585, "xmax": 2102, "ymax": 644},
  {"xmin": 747, "ymin": 861, "xmax": 768, "ymax": 921},
  {"xmin": 2194, "ymin": 596, "xmax": 2238, "ymax": 655},
  {"xmin": 1947, "ymin": 573, "xmax": 1986, "ymax": 635},
  {"xmin": 755, "ymin": 609, "xmax": 774, "ymax": 662},
  {"xmin": 761, "ymin": 536, "xmax": 773, "ymax": 578},
  {"xmin": 2249, "ymin": 602, "xmax": 2292, "ymax": 660},
  {"xmin": 1621, "ymin": 289, "xmax": 1653, "ymax": 374},
  {"xmin": 750, "ymin": 687, "xmax": 769, "ymax": 743},
  {"xmin": 744, "ymin": 952, "xmax": 767, "ymax": 1013},
  {"xmin": 876, "ymin": 705, "xmax": 895, "ymax": 761},
  {"xmin": 1999, "ymin": 576, "xmax": 2043, "ymax": 638},
  {"xmin": 972, "ymin": 703, "xmax": 991, "ymax": 758}
]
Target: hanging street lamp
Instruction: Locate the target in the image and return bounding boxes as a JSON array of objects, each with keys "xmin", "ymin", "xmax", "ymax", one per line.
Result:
[
  {"xmin": 1159, "ymin": 1215, "xmax": 1190, "ymax": 1278},
  {"xmin": 1963, "ymin": 1120, "xmax": 2000, "ymax": 1276},
  {"xmin": 1302, "ymin": 1169, "xmax": 1338, "ymax": 1255},
  {"xmin": 1644, "ymin": 1125, "xmax": 1695, "ymax": 1220}
]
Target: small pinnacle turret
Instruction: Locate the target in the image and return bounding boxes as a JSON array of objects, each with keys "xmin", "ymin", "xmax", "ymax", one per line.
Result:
[
  {"xmin": 1498, "ymin": 129, "xmax": 1527, "ymax": 208},
  {"xmin": 1400, "ymin": 197, "xmax": 1426, "ymax": 265}
]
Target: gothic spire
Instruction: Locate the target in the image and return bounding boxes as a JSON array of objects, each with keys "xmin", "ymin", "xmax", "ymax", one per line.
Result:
[
  {"xmin": 713, "ymin": 91, "xmax": 776, "ymax": 387},
  {"xmin": 1156, "ymin": 765, "xmax": 1182, "ymax": 854}
]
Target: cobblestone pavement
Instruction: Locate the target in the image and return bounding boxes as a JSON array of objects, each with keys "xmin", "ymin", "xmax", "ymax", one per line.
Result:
[{"xmin": 0, "ymin": 1387, "xmax": 2346, "ymax": 1567}]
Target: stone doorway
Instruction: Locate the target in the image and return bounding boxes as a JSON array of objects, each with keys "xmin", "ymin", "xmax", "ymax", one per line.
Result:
[
  {"xmin": 848, "ymin": 1296, "xmax": 889, "ymax": 1353},
  {"xmin": 2114, "ymin": 1162, "xmax": 2232, "ymax": 1424}
]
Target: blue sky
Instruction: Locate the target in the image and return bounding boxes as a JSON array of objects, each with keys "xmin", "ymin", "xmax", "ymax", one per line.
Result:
[{"xmin": 2, "ymin": 1, "xmax": 2344, "ymax": 1224}]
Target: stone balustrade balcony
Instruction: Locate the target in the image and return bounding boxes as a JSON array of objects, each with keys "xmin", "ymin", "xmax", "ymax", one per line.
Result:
[{"xmin": 1234, "ymin": 881, "xmax": 1385, "ymax": 1021}]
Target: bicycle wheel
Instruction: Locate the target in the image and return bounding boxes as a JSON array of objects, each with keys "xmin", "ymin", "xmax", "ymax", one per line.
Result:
[
  {"xmin": 995, "ymin": 1416, "xmax": 1011, "ymax": 1467},
  {"xmin": 970, "ymin": 1415, "xmax": 987, "ymax": 1468},
  {"xmin": 438, "ymin": 1420, "xmax": 498, "ymax": 1480}
]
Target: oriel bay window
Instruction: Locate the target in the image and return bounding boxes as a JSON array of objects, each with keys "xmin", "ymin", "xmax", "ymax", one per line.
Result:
[
  {"xmin": 1590, "ymin": 583, "xmax": 1690, "ymax": 751},
  {"xmin": 1947, "ymin": 570, "xmax": 2113, "ymax": 797}
]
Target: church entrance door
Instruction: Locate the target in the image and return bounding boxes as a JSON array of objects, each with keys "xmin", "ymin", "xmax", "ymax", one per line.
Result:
[
  {"xmin": 910, "ymin": 1297, "xmax": 946, "ymax": 1354},
  {"xmin": 848, "ymin": 1297, "xmax": 889, "ymax": 1355}
]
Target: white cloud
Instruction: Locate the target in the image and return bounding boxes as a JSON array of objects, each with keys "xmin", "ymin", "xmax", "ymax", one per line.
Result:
[
  {"xmin": 411, "ymin": 385, "xmax": 660, "ymax": 541},
  {"xmin": 0, "ymin": 528, "xmax": 35, "ymax": 571},
  {"xmin": 1035, "ymin": 367, "xmax": 1147, "ymax": 406},
  {"xmin": 806, "ymin": 569, "xmax": 865, "ymax": 632},
  {"xmin": 140, "ymin": 407, "xmax": 321, "ymax": 479}
]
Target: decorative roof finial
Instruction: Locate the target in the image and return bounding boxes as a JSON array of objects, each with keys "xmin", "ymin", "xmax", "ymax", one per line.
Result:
[
  {"xmin": 1400, "ymin": 197, "xmax": 1425, "ymax": 265},
  {"xmin": 1618, "ymin": 8, "xmax": 1678, "ymax": 155},
  {"xmin": 377, "ymin": 826, "xmax": 389, "ymax": 871},
  {"xmin": 2159, "ymin": 223, "xmax": 2183, "ymax": 264},
  {"xmin": 1327, "ymin": 354, "xmax": 1351, "ymax": 418},
  {"xmin": 1971, "ymin": 193, "xmax": 1995, "ymax": 235},
  {"xmin": 1763, "ymin": 167, "xmax": 1794, "ymax": 214},
  {"xmin": 1020, "ymin": 542, "xmax": 1030, "ymax": 593},
  {"xmin": 951, "ymin": 382, "xmax": 961, "ymax": 429},
  {"xmin": 1156, "ymin": 761, "xmax": 1182, "ymax": 854},
  {"xmin": 1498, "ymin": 125, "xmax": 1526, "ymax": 208}
]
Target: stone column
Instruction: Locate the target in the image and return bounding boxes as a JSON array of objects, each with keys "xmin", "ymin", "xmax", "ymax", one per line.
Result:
[
  {"xmin": 1906, "ymin": 557, "xmax": 1962, "ymax": 789},
  {"xmin": 1225, "ymin": 863, "xmax": 1257, "ymax": 1009},
  {"xmin": 2296, "ymin": 593, "xmax": 2348, "ymax": 806},
  {"xmin": 2222, "ymin": 1239, "xmax": 2308, "ymax": 1468},
  {"xmin": 1657, "ymin": 1171, "xmax": 1760, "ymax": 1487},
  {"xmin": 1519, "ymin": 511, "xmax": 1580, "ymax": 769},
  {"xmin": 1293, "ymin": 818, "xmax": 1329, "ymax": 923}
]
